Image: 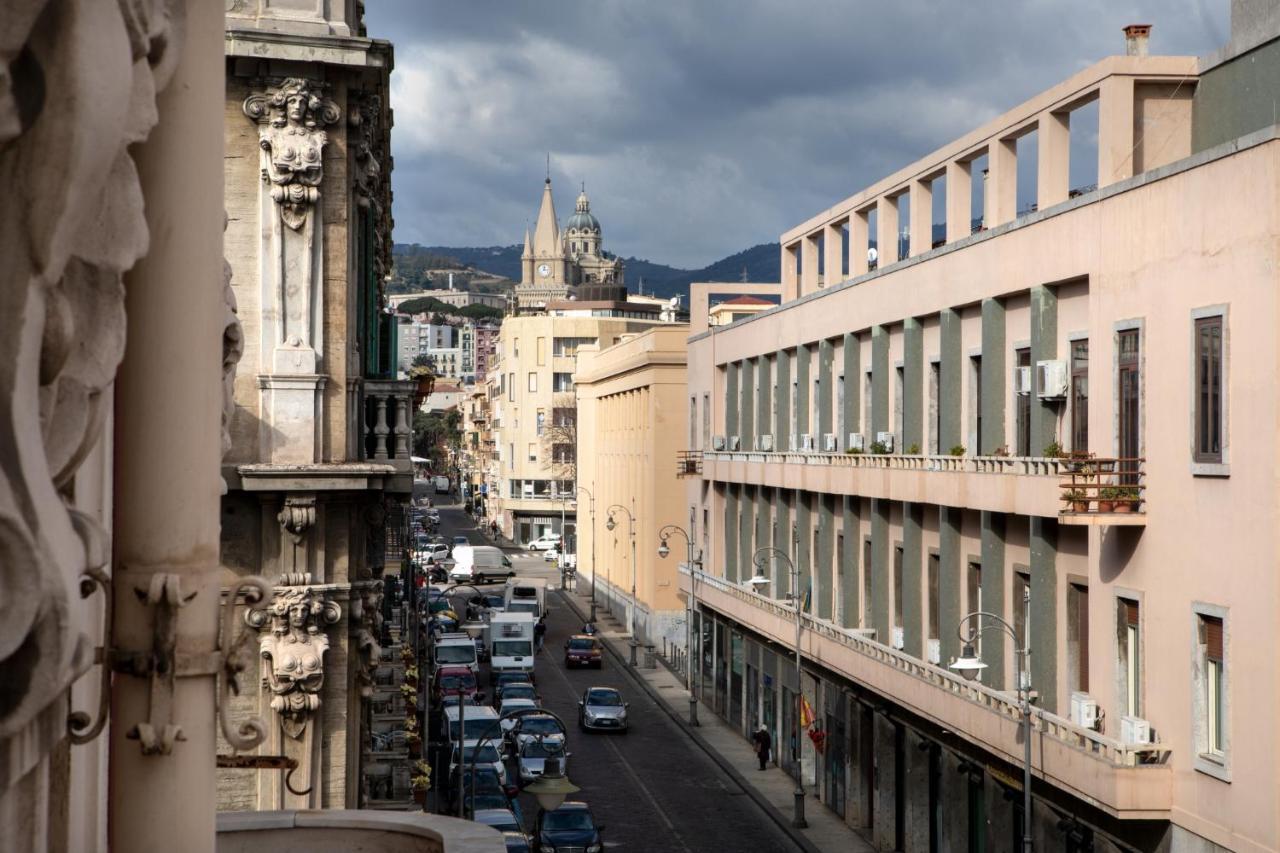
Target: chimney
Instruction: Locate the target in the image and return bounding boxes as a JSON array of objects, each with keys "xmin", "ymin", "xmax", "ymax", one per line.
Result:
[{"xmin": 1124, "ymin": 24, "xmax": 1152, "ymax": 56}]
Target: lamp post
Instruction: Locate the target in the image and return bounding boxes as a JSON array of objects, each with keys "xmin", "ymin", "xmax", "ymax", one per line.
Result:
[
  {"xmin": 466, "ymin": 708, "xmax": 576, "ymax": 818},
  {"xmin": 950, "ymin": 612, "xmax": 1033, "ymax": 853},
  {"xmin": 576, "ymin": 485, "xmax": 597, "ymax": 621},
  {"xmin": 658, "ymin": 508, "xmax": 700, "ymax": 726},
  {"xmin": 606, "ymin": 502, "xmax": 639, "ymax": 666},
  {"xmin": 746, "ymin": 546, "xmax": 808, "ymax": 829}
]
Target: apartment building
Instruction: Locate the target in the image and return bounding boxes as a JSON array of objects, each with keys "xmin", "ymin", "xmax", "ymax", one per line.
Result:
[{"xmin": 683, "ymin": 15, "xmax": 1280, "ymax": 853}]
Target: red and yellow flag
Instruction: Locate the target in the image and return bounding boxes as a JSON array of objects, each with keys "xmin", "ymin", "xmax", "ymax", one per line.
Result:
[{"xmin": 799, "ymin": 696, "xmax": 815, "ymax": 729}]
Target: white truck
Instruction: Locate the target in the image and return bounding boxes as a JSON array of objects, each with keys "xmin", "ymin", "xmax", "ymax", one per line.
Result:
[
  {"xmin": 433, "ymin": 474, "xmax": 450, "ymax": 494},
  {"xmin": 503, "ymin": 577, "xmax": 547, "ymax": 619},
  {"xmin": 449, "ymin": 545, "xmax": 515, "ymax": 585},
  {"xmin": 487, "ymin": 612, "xmax": 536, "ymax": 684}
]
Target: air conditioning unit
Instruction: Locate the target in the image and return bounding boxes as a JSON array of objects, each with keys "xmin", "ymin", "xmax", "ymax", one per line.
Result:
[
  {"xmin": 756, "ymin": 434, "xmax": 774, "ymax": 452},
  {"xmin": 711, "ymin": 435, "xmax": 726, "ymax": 451},
  {"xmin": 799, "ymin": 433, "xmax": 815, "ymax": 452},
  {"xmin": 1070, "ymin": 692, "xmax": 1101, "ymax": 730},
  {"xmin": 823, "ymin": 433, "xmax": 839, "ymax": 453},
  {"xmin": 1013, "ymin": 365, "xmax": 1032, "ymax": 396},
  {"xmin": 1120, "ymin": 715, "xmax": 1151, "ymax": 745},
  {"xmin": 926, "ymin": 639, "xmax": 941, "ymax": 665},
  {"xmin": 847, "ymin": 433, "xmax": 865, "ymax": 452},
  {"xmin": 891, "ymin": 626, "xmax": 905, "ymax": 650},
  {"xmin": 728, "ymin": 435, "xmax": 741, "ymax": 451},
  {"xmin": 875, "ymin": 432, "xmax": 895, "ymax": 452},
  {"xmin": 1037, "ymin": 359, "xmax": 1069, "ymax": 399}
]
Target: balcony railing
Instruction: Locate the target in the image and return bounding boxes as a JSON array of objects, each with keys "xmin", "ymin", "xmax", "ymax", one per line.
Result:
[
  {"xmin": 683, "ymin": 565, "xmax": 1169, "ymax": 769},
  {"xmin": 703, "ymin": 449, "xmax": 1066, "ymax": 476},
  {"xmin": 360, "ymin": 379, "xmax": 416, "ymax": 466},
  {"xmin": 676, "ymin": 450, "xmax": 703, "ymax": 477},
  {"xmin": 1059, "ymin": 457, "xmax": 1146, "ymax": 526}
]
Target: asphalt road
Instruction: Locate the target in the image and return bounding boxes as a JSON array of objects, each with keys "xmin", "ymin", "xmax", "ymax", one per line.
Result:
[{"xmin": 430, "ymin": 502, "xmax": 799, "ymax": 852}]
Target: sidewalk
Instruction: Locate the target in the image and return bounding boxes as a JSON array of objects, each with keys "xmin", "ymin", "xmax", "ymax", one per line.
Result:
[{"xmin": 555, "ymin": 583, "xmax": 874, "ymax": 853}]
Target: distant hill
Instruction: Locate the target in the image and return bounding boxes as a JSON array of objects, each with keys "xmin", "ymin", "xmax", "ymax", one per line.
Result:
[{"xmin": 391, "ymin": 242, "xmax": 783, "ymax": 305}]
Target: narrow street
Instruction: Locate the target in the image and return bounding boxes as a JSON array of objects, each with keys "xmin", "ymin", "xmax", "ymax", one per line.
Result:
[{"xmin": 430, "ymin": 503, "xmax": 799, "ymax": 852}]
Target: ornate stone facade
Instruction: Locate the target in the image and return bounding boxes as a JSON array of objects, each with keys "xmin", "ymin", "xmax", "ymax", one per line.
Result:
[{"xmin": 246, "ymin": 585, "xmax": 341, "ymax": 738}]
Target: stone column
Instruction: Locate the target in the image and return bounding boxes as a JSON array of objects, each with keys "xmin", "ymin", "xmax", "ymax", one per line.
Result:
[
  {"xmin": 1098, "ymin": 76, "xmax": 1136, "ymax": 187},
  {"xmin": 901, "ymin": 503, "xmax": 923, "ymax": 658},
  {"xmin": 1030, "ymin": 517, "xmax": 1059, "ymax": 712},
  {"xmin": 725, "ymin": 361, "xmax": 739, "ymax": 442},
  {"xmin": 980, "ymin": 298, "xmax": 1006, "ymax": 455},
  {"xmin": 871, "ymin": 327, "xmax": 890, "ymax": 436},
  {"xmin": 110, "ymin": 3, "xmax": 225, "ymax": 851},
  {"xmin": 938, "ymin": 507, "xmax": 963, "ymax": 667},
  {"xmin": 1038, "ymin": 109, "xmax": 1070, "ymax": 208},
  {"xmin": 842, "ymin": 333, "xmax": 860, "ymax": 444},
  {"xmin": 903, "ymin": 319, "xmax": 923, "ymax": 452},
  {"xmin": 979, "ymin": 511, "xmax": 1007, "ymax": 689},
  {"xmin": 816, "ymin": 494, "xmax": 834, "ymax": 620},
  {"xmin": 781, "ymin": 243, "xmax": 799, "ymax": 301},
  {"xmin": 795, "ymin": 344, "xmax": 811, "ymax": 441},
  {"xmin": 870, "ymin": 499, "xmax": 891, "ymax": 642},
  {"xmin": 876, "ymin": 195, "xmax": 899, "ymax": 266},
  {"xmin": 909, "ymin": 179, "xmax": 933, "ymax": 257},
  {"xmin": 841, "ymin": 497, "xmax": 860, "ymax": 629},
  {"xmin": 850, "ymin": 209, "xmax": 870, "ymax": 276},
  {"xmin": 775, "ymin": 490, "xmax": 792, "ymax": 596},
  {"xmin": 817, "ymin": 339, "xmax": 834, "ymax": 440},
  {"xmin": 938, "ymin": 309, "xmax": 962, "ymax": 452},
  {"xmin": 987, "ymin": 137, "xmax": 1018, "ymax": 226},
  {"xmin": 739, "ymin": 485, "xmax": 754, "ymax": 582},
  {"xmin": 724, "ymin": 485, "xmax": 738, "ymax": 582},
  {"xmin": 801, "ymin": 233, "xmax": 820, "ymax": 295},
  {"xmin": 740, "ymin": 358, "xmax": 755, "ymax": 449},
  {"xmin": 795, "ymin": 491, "xmax": 812, "ymax": 611},
  {"xmin": 823, "ymin": 221, "xmax": 843, "ymax": 286},
  {"xmin": 945, "ymin": 160, "xmax": 972, "ymax": 243},
  {"xmin": 755, "ymin": 355, "xmax": 771, "ymax": 446},
  {"xmin": 1030, "ymin": 285, "xmax": 1058, "ymax": 457},
  {"xmin": 775, "ymin": 348, "xmax": 791, "ymax": 450}
]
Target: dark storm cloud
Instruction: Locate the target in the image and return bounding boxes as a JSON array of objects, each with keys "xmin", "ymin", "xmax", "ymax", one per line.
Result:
[{"xmin": 365, "ymin": 1, "xmax": 1228, "ymax": 269}]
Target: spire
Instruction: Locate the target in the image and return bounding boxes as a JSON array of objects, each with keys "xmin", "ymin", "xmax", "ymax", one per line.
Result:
[
  {"xmin": 522, "ymin": 227, "xmax": 532, "ymax": 257},
  {"xmin": 532, "ymin": 177, "xmax": 559, "ymax": 256}
]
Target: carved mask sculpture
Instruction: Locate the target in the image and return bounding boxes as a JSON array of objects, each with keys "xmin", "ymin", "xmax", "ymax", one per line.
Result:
[
  {"xmin": 243, "ymin": 78, "xmax": 339, "ymax": 230},
  {"xmin": 246, "ymin": 585, "xmax": 340, "ymax": 738}
]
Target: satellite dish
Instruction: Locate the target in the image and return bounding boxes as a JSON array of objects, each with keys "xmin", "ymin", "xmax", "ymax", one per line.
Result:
[
  {"xmin": 867, "ymin": 247, "xmax": 879, "ymax": 264},
  {"xmin": 668, "ymin": 296, "xmax": 678, "ymax": 307}
]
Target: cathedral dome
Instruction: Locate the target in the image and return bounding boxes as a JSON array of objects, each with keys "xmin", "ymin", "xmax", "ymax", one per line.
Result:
[{"xmin": 565, "ymin": 189, "xmax": 600, "ymax": 234}]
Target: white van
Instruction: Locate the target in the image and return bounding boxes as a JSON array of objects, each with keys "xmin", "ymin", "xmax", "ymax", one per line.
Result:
[
  {"xmin": 443, "ymin": 704, "xmax": 500, "ymax": 747},
  {"xmin": 503, "ymin": 577, "xmax": 547, "ymax": 619},
  {"xmin": 488, "ymin": 612, "xmax": 536, "ymax": 683},
  {"xmin": 432, "ymin": 632, "xmax": 478, "ymax": 673},
  {"xmin": 449, "ymin": 545, "xmax": 515, "ymax": 584}
]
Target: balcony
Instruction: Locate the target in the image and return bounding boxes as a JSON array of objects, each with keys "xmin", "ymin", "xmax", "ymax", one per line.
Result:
[
  {"xmin": 218, "ymin": 810, "xmax": 504, "ymax": 852},
  {"xmin": 1059, "ymin": 457, "xmax": 1146, "ymax": 527},
  {"xmin": 360, "ymin": 379, "xmax": 416, "ymax": 490},
  {"xmin": 676, "ymin": 450, "xmax": 703, "ymax": 477},
  {"xmin": 682, "ymin": 566, "xmax": 1171, "ymax": 818},
  {"xmin": 701, "ymin": 450, "xmax": 1064, "ymax": 517}
]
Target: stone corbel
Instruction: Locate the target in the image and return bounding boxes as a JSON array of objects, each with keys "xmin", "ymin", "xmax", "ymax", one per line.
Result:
[
  {"xmin": 278, "ymin": 495, "xmax": 316, "ymax": 546},
  {"xmin": 350, "ymin": 581, "xmax": 383, "ymax": 699},
  {"xmin": 245, "ymin": 584, "xmax": 341, "ymax": 739}
]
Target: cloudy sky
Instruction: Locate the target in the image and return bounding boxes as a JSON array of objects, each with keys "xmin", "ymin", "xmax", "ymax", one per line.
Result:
[{"xmin": 365, "ymin": 1, "xmax": 1229, "ymax": 269}]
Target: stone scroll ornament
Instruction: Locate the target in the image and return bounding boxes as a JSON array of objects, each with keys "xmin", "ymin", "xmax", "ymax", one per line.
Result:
[
  {"xmin": 0, "ymin": 0, "xmax": 185, "ymax": 787},
  {"xmin": 243, "ymin": 78, "xmax": 340, "ymax": 231},
  {"xmin": 246, "ymin": 586, "xmax": 340, "ymax": 739}
]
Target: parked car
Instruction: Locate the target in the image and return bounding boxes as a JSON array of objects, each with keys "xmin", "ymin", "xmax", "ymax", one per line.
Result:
[
  {"xmin": 563, "ymin": 635, "xmax": 603, "ymax": 669},
  {"xmin": 578, "ymin": 686, "xmax": 629, "ymax": 732},
  {"xmin": 516, "ymin": 738, "xmax": 568, "ymax": 786},
  {"xmin": 500, "ymin": 831, "xmax": 532, "ymax": 853},
  {"xmin": 449, "ymin": 741, "xmax": 507, "ymax": 788},
  {"xmin": 525, "ymin": 534, "xmax": 560, "ymax": 552},
  {"xmin": 498, "ymin": 698, "xmax": 539, "ymax": 731},
  {"xmin": 542, "ymin": 547, "xmax": 559, "ymax": 563},
  {"xmin": 533, "ymin": 802, "xmax": 604, "ymax": 853},
  {"xmin": 472, "ymin": 808, "xmax": 523, "ymax": 836},
  {"xmin": 451, "ymin": 535, "xmax": 469, "ymax": 551},
  {"xmin": 432, "ymin": 665, "xmax": 480, "ymax": 705},
  {"xmin": 506, "ymin": 712, "xmax": 566, "ymax": 750},
  {"xmin": 495, "ymin": 682, "xmax": 539, "ymax": 706},
  {"xmin": 453, "ymin": 766, "xmax": 523, "ymax": 821},
  {"xmin": 494, "ymin": 672, "xmax": 533, "ymax": 696}
]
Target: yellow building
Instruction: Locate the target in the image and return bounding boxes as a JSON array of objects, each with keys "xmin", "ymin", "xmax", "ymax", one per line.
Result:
[{"xmin": 575, "ymin": 326, "xmax": 690, "ymax": 649}]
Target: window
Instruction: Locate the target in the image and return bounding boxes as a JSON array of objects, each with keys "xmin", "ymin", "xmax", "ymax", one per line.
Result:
[
  {"xmin": 508, "ymin": 443, "xmax": 514, "ymax": 470},
  {"xmin": 967, "ymin": 561, "xmax": 982, "ymax": 657},
  {"xmin": 1014, "ymin": 572, "xmax": 1031, "ymax": 688},
  {"xmin": 929, "ymin": 362, "xmax": 940, "ymax": 455},
  {"xmin": 1067, "ymin": 582, "xmax": 1089, "ymax": 693},
  {"xmin": 862, "ymin": 537, "xmax": 873, "ymax": 629},
  {"xmin": 552, "ymin": 444, "xmax": 574, "ymax": 464},
  {"xmin": 969, "ymin": 355, "xmax": 983, "ymax": 454},
  {"xmin": 507, "ymin": 372, "xmax": 514, "ymax": 402},
  {"xmin": 553, "ymin": 372, "xmax": 575, "ymax": 392},
  {"xmin": 527, "ymin": 372, "xmax": 538, "ymax": 393},
  {"xmin": 553, "ymin": 337, "xmax": 597, "ymax": 358},
  {"xmin": 553, "ymin": 407, "xmax": 575, "ymax": 428},
  {"xmin": 1070, "ymin": 340, "xmax": 1088, "ymax": 453},
  {"xmin": 1015, "ymin": 348, "xmax": 1031, "ymax": 456},
  {"xmin": 702, "ymin": 392, "xmax": 710, "ymax": 447},
  {"xmin": 527, "ymin": 443, "xmax": 537, "ymax": 463},
  {"xmin": 1118, "ymin": 328, "xmax": 1141, "ymax": 482},
  {"xmin": 536, "ymin": 337, "xmax": 546, "ymax": 366},
  {"xmin": 892, "ymin": 545, "xmax": 904, "ymax": 637},
  {"xmin": 1198, "ymin": 613, "xmax": 1225, "ymax": 759},
  {"xmin": 536, "ymin": 410, "xmax": 545, "ymax": 436},
  {"xmin": 927, "ymin": 553, "xmax": 940, "ymax": 650},
  {"xmin": 690, "ymin": 396, "xmax": 697, "ymax": 448},
  {"xmin": 1118, "ymin": 597, "xmax": 1141, "ymax": 717},
  {"xmin": 894, "ymin": 366, "xmax": 904, "ymax": 450},
  {"xmin": 1194, "ymin": 315, "xmax": 1224, "ymax": 464}
]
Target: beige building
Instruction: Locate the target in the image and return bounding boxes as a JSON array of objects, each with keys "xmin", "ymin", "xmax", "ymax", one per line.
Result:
[
  {"xmin": 684, "ymin": 15, "xmax": 1280, "ymax": 853},
  {"xmin": 575, "ymin": 326, "xmax": 691, "ymax": 648}
]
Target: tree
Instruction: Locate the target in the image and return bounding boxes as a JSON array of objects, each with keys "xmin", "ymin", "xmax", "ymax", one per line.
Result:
[
  {"xmin": 412, "ymin": 408, "xmax": 461, "ymax": 464},
  {"xmin": 541, "ymin": 393, "xmax": 577, "ymax": 484}
]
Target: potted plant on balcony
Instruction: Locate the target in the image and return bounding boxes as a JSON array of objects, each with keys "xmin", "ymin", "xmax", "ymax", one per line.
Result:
[
  {"xmin": 1063, "ymin": 488, "xmax": 1089, "ymax": 513},
  {"xmin": 992, "ymin": 445, "xmax": 1011, "ymax": 458},
  {"xmin": 400, "ymin": 645, "xmax": 415, "ymax": 663},
  {"xmin": 1043, "ymin": 440, "xmax": 1064, "ymax": 459},
  {"xmin": 400, "ymin": 682, "xmax": 418, "ymax": 701},
  {"xmin": 907, "ymin": 443, "xmax": 921, "ymax": 455},
  {"xmin": 403, "ymin": 664, "xmax": 419, "ymax": 687},
  {"xmin": 844, "ymin": 447, "xmax": 863, "ymax": 455},
  {"xmin": 949, "ymin": 445, "xmax": 966, "ymax": 457},
  {"xmin": 411, "ymin": 760, "xmax": 432, "ymax": 805},
  {"xmin": 869, "ymin": 440, "xmax": 889, "ymax": 455},
  {"xmin": 1114, "ymin": 486, "xmax": 1140, "ymax": 513},
  {"xmin": 1097, "ymin": 486, "xmax": 1119, "ymax": 513},
  {"xmin": 406, "ymin": 729, "xmax": 422, "ymax": 758}
]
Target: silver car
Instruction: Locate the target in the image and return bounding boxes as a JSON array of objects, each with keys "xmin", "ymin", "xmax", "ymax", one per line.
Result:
[
  {"xmin": 516, "ymin": 738, "xmax": 569, "ymax": 786},
  {"xmin": 578, "ymin": 686, "xmax": 629, "ymax": 732}
]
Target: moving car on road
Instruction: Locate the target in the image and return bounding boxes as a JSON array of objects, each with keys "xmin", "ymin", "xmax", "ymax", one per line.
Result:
[
  {"xmin": 578, "ymin": 686, "xmax": 629, "ymax": 733},
  {"xmin": 533, "ymin": 802, "xmax": 604, "ymax": 853},
  {"xmin": 563, "ymin": 635, "xmax": 603, "ymax": 669},
  {"xmin": 525, "ymin": 533, "xmax": 560, "ymax": 551}
]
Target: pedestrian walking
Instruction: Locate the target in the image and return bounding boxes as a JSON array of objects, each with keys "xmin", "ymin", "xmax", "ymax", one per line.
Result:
[
  {"xmin": 751, "ymin": 726, "xmax": 772, "ymax": 771},
  {"xmin": 534, "ymin": 615, "xmax": 547, "ymax": 653}
]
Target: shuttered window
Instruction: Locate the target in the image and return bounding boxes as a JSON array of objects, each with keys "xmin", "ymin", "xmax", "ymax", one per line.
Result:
[
  {"xmin": 1118, "ymin": 597, "xmax": 1140, "ymax": 717},
  {"xmin": 1194, "ymin": 316, "xmax": 1224, "ymax": 464},
  {"xmin": 1201, "ymin": 614, "xmax": 1225, "ymax": 757}
]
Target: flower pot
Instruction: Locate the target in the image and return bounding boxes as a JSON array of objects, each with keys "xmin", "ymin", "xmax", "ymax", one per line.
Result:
[
  {"xmin": 1113, "ymin": 501, "xmax": 1135, "ymax": 513},
  {"xmin": 1097, "ymin": 500, "xmax": 1115, "ymax": 513},
  {"xmin": 1070, "ymin": 501, "xmax": 1089, "ymax": 513},
  {"xmin": 409, "ymin": 741, "xmax": 421, "ymax": 758},
  {"xmin": 413, "ymin": 789, "xmax": 427, "ymax": 805}
]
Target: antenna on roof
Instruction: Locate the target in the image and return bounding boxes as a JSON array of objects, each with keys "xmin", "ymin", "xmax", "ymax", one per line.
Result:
[
  {"xmin": 741, "ymin": 265, "xmax": 748, "ymax": 282},
  {"xmin": 545, "ymin": 153, "xmax": 550, "ymax": 183}
]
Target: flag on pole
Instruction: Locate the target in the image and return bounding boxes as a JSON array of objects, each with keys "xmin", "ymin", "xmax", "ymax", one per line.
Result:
[
  {"xmin": 799, "ymin": 696, "xmax": 815, "ymax": 729},
  {"xmin": 802, "ymin": 584, "xmax": 812, "ymax": 613}
]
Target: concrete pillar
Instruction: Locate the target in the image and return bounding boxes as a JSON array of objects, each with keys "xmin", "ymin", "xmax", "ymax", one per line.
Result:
[
  {"xmin": 1098, "ymin": 76, "xmax": 1136, "ymax": 187},
  {"xmin": 945, "ymin": 160, "xmax": 972, "ymax": 243},
  {"xmin": 980, "ymin": 511, "xmax": 1007, "ymax": 689},
  {"xmin": 903, "ymin": 730, "xmax": 933, "ymax": 853},
  {"xmin": 817, "ymin": 494, "xmax": 835, "ymax": 620},
  {"xmin": 724, "ymin": 485, "xmax": 739, "ymax": 582},
  {"xmin": 756, "ymin": 355, "xmax": 771, "ymax": 447},
  {"xmin": 824, "ymin": 221, "xmax": 844, "ymax": 286},
  {"xmin": 775, "ymin": 348, "xmax": 791, "ymax": 451},
  {"xmin": 939, "ymin": 309, "xmax": 962, "ymax": 452},
  {"xmin": 782, "ymin": 243, "xmax": 799, "ymax": 301},
  {"xmin": 980, "ymin": 298, "xmax": 1006, "ymax": 455},
  {"xmin": 1030, "ymin": 285, "xmax": 1058, "ymax": 458},
  {"xmin": 1029, "ymin": 517, "xmax": 1058, "ymax": 712},
  {"xmin": 901, "ymin": 503, "xmax": 923, "ymax": 658},
  {"xmin": 1037, "ymin": 110, "xmax": 1070, "ymax": 208},
  {"xmin": 796, "ymin": 491, "xmax": 813, "ymax": 612},
  {"xmin": 740, "ymin": 357, "xmax": 755, "ymax": 450},
  {"xmin": 841, "ymin": 496, "xmax": 860, "ymax": 629},
  {"xmin": 740, "ymin": 485, "xmax": 755, "ymax": 583},
  {"xmin": 801, "ymin": 233, "xmax": 820, "ymax": 295},
  {"xmin": 909, "ymin": 179, "xmax": 933, "ymax": 257},
  {"xmin": 903, "ymin": 319, "xmax": 923, "ymax": 453},
  {"xmin": 111, "ymin": 3, "xmax": 224, "ymax": 850},
  {"xmin": 870, "ymin": 499, "xmax": 891, "ymax": 642},
  {"xmin": 871, "ymin": 327, "xmax": 889, "ymax": 435},
  {"xmin": 938, "ymin": 507, "xmax": 963, "ymax": 666},
  {"xmin": 842, "ymin": 333, "xmax": 860, "ymax": 444},
  {"xmin": 725, "ymin": 361, "xmax": 739, "ymax": 443},
  {"xmin": 872, "ymin": 712, "xmax": 897, "ymax": 852},
  {"xmin": 818, "ymin": 339, "xmax": 834, "ymax": 440},
  {"xmin": 876, "ymin": 195, "xmax": 900, "ymax": 266},
  {"xmin": 987, "ymin": 138, "xmax": 1017, "ymax": 226},
  {"xmin": 796, "ymin": 344, "xmax": 811, "ymax": 440},
  {"xmin": 776, "ymin": 490, "xmax": 792, "ymax": 596},
  {"xmin": 850, "ymin": 209, "xmax": 870, "ymax": 276}
]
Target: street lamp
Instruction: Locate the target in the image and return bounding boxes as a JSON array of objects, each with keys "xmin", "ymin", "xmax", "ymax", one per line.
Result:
[
  {"xmin": 577, "ymin": 485, "xmax": 597, "ymax": 622},
  {"xmin": 950, "ymin": 612, "xmax": 1033, "ymax": 853},
  {"xmin": 658, "ymin": 509, "xmax": 700, "ymax": 726},
  {"xmin": 606, "ymin": 502, "xmax": 639, "ymax": 666},
  {"xmin": 466, "ymin": 707, "xmax": 576, "ymax": 818},
  {"xmin": 748, "ymin": 545, "xmax": 808, "ymax": 829}
]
